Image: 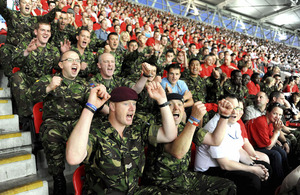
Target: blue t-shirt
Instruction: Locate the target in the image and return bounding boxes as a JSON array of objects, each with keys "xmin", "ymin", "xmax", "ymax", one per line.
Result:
[{"xmin": 161, "ymin": 77, "xmax": 189, "ymax": 95}]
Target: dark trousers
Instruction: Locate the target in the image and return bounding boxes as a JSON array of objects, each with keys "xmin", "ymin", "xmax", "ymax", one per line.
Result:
[
  {"xmin": 256, "ymin": 145, "xmax": 290, "ymax": 186},
  {"xmin": 203, "ymin": 167, "xmax": 261, "ymax": 195}
]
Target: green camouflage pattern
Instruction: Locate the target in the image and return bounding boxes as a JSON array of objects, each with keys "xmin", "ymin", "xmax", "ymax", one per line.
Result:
[
  {"xmin": 0, "ymin": 44, "xmax": 15, "ymax": 77},
  {"xmin": 27, "ymin": 73, "xmax": 89, "ymax": 120},
  {"xmin": 89, "ymin": 73, "xmax": 135, "ymax": 94},
  {"xmin": 10, "ymin": 71, "xmax": 36, "ymax": 117},
  {"xmin": 205, "ymin": 76, "xmax": 224, "ymax": 103},
  {"xmin": 88, "ymin": 30, "xmax": 104, "ymax": 52},
  {"xmin": 142, "ymin": 123, "xmax": 236, "ymax": 194},
  {"xmin": 223, "ymin": 79, "xmax": 249, "ymax": 100},
  {"xmin": 50, "ymin": 24, "xmax": 76, "ymax": 47},
  {"xmin": 12, "ymin": 41, "xmax": 60, "ymax": 78},
  {"xmin": 41, "ymin": 118, "xmax": 76, "ymax": 175},
  {"xmin": 259, "ymin": 83, "xmax": 277, "ymax": 98},
  {"xmin": 29, "ymin": 73, "xmax": 89, "ymax": 175},
  {"xmin": 83, "ymin": 118, "xmax": 161, "ymax": 194},
  {"xmin": 183, "ymin": 75, "xmax": 207, "ymax": 103},
  {"xmin": 0, "ymin": 0, "xmax": 57, "ymax": 46}
]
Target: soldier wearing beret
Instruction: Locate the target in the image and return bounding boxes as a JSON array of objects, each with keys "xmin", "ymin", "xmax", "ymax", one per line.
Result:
[
  {"xmin": 141, "ymin": 94, "xmax": 237, "ymax": 194},
  {"xmin": 66, "ymin": 83, "xmax": 177, "ymax": 194}
]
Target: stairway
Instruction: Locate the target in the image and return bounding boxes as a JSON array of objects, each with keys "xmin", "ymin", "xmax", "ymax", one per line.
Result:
[{"xmin": 0, "ymin": 70, "xmax": 49, "ymax": 195}]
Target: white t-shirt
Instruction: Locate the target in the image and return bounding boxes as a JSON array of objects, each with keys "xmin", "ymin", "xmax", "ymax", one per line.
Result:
[{"xmin": 194, "ymin": 114, "xmax": 244, "ymax": 172}]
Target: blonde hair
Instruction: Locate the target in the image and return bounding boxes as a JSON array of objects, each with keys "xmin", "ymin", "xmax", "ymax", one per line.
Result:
[{"xmin": 120, "ymin": 31, "xmax": 130, "ymax": 44}]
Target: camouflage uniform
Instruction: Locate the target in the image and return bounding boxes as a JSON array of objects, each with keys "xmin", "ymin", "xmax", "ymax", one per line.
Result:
[
  {"xmin": 83, "ymin": 118, "xmax": 170, "ymax": 195},
  {"xmin": 0, "ymin": 0, "xmax": 57, "ymax": 76},
  {"xmin": 88, "ymin": 30, "xmax": 104, "ymax": 52},
  {"xmin": 70, "ymin": 45, "xmax": 97, "ymax": 79},
  {"xmin": 27, "ymin": 73, "xmax": 89, "ymax": 175},
  {"xmin": 259, "ymin": 83, "xmax": 276, "ymax": 98},
  {"xmin": 142, "ymin": 123, "xmax": 237, "ymax": 195},
  {"xmin": 50, "ymin": 24, "xmax": 76, "ymax": 47},
  {"xmin": 183, "ymin": 74, "xmax": 207, "ymax": 103},
  {"xmin": 205, "ymin": 76, "xmax": 224, "ymax": 103},
  {"xmin": 223, "ymin": 79, "xmax": 249, "ymax": 100},
  {"xmin": 97, "ymin": 48, "xmax": 126, "ymax": 76},
  {"xmin": 10, "ymin": 41, "xmax": 60, "ymax": 117},
  {"xmin": 187, "ymin": 53, "xmax": 201, "ymax": 62}
]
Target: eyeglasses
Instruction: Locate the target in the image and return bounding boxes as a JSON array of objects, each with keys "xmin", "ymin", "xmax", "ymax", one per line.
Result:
[
  {"xmin": 233, "ymin": 107, "xmax": 243, "ymax": 112},
  {"xmin": 60, "ymin": 58, "xmax": 81, "ymax": 63}
]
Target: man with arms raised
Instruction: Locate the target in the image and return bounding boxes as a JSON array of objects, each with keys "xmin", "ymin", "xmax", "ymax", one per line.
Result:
[{"xmin": 66, "ymin": 83, "xmax": 177, "ymax": 194}]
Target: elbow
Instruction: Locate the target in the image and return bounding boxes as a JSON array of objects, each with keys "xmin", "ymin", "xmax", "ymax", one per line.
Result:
[
  {"xmin": 171, "ymin": 151, "xmax": 185, "ymax": 159},
  {"xmin": 66, "ymin": 150, "xmax": 84, "ymax": 165},
  {"xmin": 219, "ymin": 163, "xmax": 228, "ymax": 170}
]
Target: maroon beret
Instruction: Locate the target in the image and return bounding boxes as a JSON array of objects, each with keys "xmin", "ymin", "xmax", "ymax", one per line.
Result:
[{"xmin": 110, "ymin": 87, "xmax": 138, "ymax": 102}]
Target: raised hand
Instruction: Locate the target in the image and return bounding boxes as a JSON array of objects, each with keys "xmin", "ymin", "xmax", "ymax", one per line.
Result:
[
  {"xmin": 80, "ymin": 62, "xmax": 88, "ymax": 70},
  {"xmin": 47, "ymin": 76, "xmax": 63, "ymax": 93},
  {"xmin": 274, "ymin": 119, "xmax": 283, "ymax": 131},
  {"xmin": 218, "ymin": 99, "xmax": 234, "ymax": 116},
  {"xmin": 165, "ymin": 83, "xmax": 172, "ymax": 94},
  {"xmin": 60, "ymin": 39, "xmax": 71, "ymax": 53},
  {"xmin": 146, "ymin": 81, "xmax": 167, "ymax": 104},
  {"xmin": 141, "ymin": 62, "xmax": 151, "ymax": 76},
  {"xmin": 25, "ymin": 38, "xmax": 40, "ymax": 54},
  {"xmin": 104, "ymin": 45, "xmax": 112, "ymax": 53},
  {"xmin": 87, "ymin": 84, "xmax": 110, "ymax": 109},
  {"xmin": 191, "ymin": 101, "xmax": 207, "ymax": 121}
]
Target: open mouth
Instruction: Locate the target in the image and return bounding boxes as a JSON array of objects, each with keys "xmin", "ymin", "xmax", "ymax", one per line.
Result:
[
  {"xmin": 173, "ymin": 113, "xmax": 180, "ymax": 120},
  {"xmin": 25, "ymin": 6, "xmax": 30, "ymax": 11},
  {"xmin": 72, "ymin": 67, "xmax": 78, "ymax": 73},
  {"xmin": 82, "ymin": 41, "xmax": 87, "ymax": 46},
  {"xmin": 126, "ymin": 114, "xmax": 134, "ymax": 120}
]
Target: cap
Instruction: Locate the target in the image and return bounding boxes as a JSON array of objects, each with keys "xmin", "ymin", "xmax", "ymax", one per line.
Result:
[{"xmin": 167, "ymin": 93, "xmax": 184, "ymax": 103}]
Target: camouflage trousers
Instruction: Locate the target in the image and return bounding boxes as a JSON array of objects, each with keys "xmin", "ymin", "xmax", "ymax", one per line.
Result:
[
  {"xmin": 41, "ymin": 118, "xmax": 76, "ymax": 176},
  {"xmin": 10, "ymin": 71, "xmax": 36, "ymax": 118},
  {"xmin": 286, "ymin": 130, "xmax": 300, "ymax": 168},
  {"xmin": 142, "ymin": 171, "xmax": 236, "ymax": 195},
  {"xmin": 0, "ymin": 44, "xmax": 15, "ymax": 77}
]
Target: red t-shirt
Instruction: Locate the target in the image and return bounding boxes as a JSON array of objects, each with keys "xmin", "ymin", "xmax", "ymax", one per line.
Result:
[
  {"xmin": 106, "ymin": 26, "xmax": 115, "ymax": 33},
  {"xmin": 220, "ymin": 63, "xmax": 238, "ymax": 78},
  {"xmin": 199, "ymin": 64, "xmax": 215, "ymax": 78},
  {"xmin": 75, "ymin": 14, "xmax": 82, "ymax": 27},
  {"xmin": 145, "ymin": 37, "xmax": 155, "ymax": 47},
  {"xmin": 292, "ymin": 85, "xmax": 299, "ymax": 93},
  {"xmin": 247, "ymin": 81, "xmax": 260, "ymax": 95},
  {"xmin": 238, "ymin": 119, "xmax": 248, "ymax": 139},
  {"xmin": 246, "ymin": 115, "xmax": 274, "ymax": 148},
  {"xmin": 241, "ymin": 69, "xmax": 253, "ymax": 77}
]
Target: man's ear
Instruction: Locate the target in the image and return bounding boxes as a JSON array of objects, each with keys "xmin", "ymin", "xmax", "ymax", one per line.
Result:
[
  {"xmin": 34, "ymin": 29, "xmax": 38, "ymax": 36},
  {"xmin": 58, "ymin": 61, "xmax": 63, "ymax": 70},
  {"xmin": 109, "ymin": 102, "xmax": 115, "ymax": 112}
]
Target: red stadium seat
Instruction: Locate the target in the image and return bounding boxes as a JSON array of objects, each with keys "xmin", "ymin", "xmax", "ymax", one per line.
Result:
[
  {"xmin": 189, "ymin": 142, "xmax": 196, "ymax": 169},
  {"xmin": 73, "ymin": 165, "xmax": 85, "ymax": 195},
  {"xmin": 12, "ymin": 67, "xmax": 20, "ymax": 73},
  {"xmin": 32, "ymin": 102, "xmax": 43, "ymax": 134}
]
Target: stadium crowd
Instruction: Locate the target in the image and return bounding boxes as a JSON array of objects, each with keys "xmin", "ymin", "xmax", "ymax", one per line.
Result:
[{"xmin": 0, "ymin": 0, "xmax": 300, "ymax": 194}]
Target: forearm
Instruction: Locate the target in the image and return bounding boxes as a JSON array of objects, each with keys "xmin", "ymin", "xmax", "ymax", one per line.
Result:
[
  {"xmin": 243, "ymin": 139, "xmax": 257, "ymax": 157},
  {"xmin": 266, "ymin": 130, "xmax": 280, "ymax": 149},
  {"xmin": 239, "ymin": 148, "xmax": 254, "ymax": 165},
  {"xmin": 166, "ymin": 122, "xmax": 196, "ymax": 159},
  {"xmin": 132, "ymin": 76, "xmax": 147, "ymax": 94},
  {"xmin": 203, "ymin": 118, "xmax": 228, "ymax": 145},
  {"xmin": 66, "ymin": 108, "xmax": 93, "ymax": 165},
  {"xmin": 184, "ymin": 98, "xmax": 194, "ymax": 107},
  {"xmin": 156, "ymin": 98, "xmax": 177, "ymax": 143}
]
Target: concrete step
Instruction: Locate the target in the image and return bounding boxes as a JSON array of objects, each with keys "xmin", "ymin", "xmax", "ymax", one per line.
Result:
[
  {"xmin": 0, "ymin": 115, "xmax": 19, "ymax": 134},
  {"xmin": 0, "ymin": 151, "xmax": 36, "ymax": 182},
  {"xmin": 0, "ymin": 174, "xmax": 48, "ymax": 195},
  {"xmin": 0, "ymin": 70, "xmax": 9, "ymax": 88},
  {"xmin": 0, "ymin": 87, "xmax": 11, "ymax": 99},
  {"xmin": 0, "ymin": 99, "xmax": 13, "ymax": 115},
  {"xmin": 0, "ymin": 131, "xmax": 31, "ymax": 152}
]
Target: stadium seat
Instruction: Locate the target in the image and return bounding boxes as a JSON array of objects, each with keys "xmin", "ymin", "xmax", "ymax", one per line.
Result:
[
  {"xmin": 189, "ymin": 142, "xmax": 196, "ymax": 169},
  {"xmin": 73, "ymin": 165, "xmax": 85, "ymax": 195},
  {"xmin": 12, "ymin": 67, "xmax": 20, "ymax": 73},
  {"xmin": 32, "ymin": 102, "xmax": 43, "ymax": 134}
]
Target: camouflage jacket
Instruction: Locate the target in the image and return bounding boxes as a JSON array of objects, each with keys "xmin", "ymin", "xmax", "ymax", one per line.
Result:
[
  {"xmin": 88, "ymin": 30, "xmax": 104, "ymax": 52},
  {"xmin": 260, "ymin": 83, "xmax": 277, "ymax": 98},
  {"xmin": 12, "ymin": 41, "xmax": 60, "ymax": 79},
  {"xmin": 27, "ymin": 73, "xmax": 89, "ymax": 121},
  {"xmin": 70, "ymin": 45, "xmax": 97, "ymax": 78},
  {"xmin": 223, "ymin": 79, "xmax": 249, "ymax": 100},
  {"xmin": 142, "ymin": 123, "xmax": 208, "ymax": 184},
  {"xmin": 0, "ymin": 0, "xmax": 57, "ymax": 46},
  {"xmin": 84, "ymin": 118, "xmax": 160, "ymax": 194},
  {"xmin": 205, "ymin": 76, "xmax": 224, "ymax": 103},
  {"xmin": 183, "ymin": 75, "xmax": 207, "ymax": 103},
  {"xmin": 50, "ymin": 24, "xmax": 76, "ymax": 47},
  {"xmin": 89, "ymin": 73, "xmax": 135, "ymax": 94}
]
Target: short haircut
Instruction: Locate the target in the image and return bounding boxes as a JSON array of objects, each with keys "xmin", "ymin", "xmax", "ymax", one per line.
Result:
[
  {"xmin": 266, "ymin": 102, "xmax": 283, "ymax": 112},
  {"xmin": 35, "ymin": 20, "xmax": 50, "ymax": 30},
  {"xmin": 77, "ymin": 26, "xmax": 90, "ymax": 36},
  {"xmin": 166, "ymin": 63, "xmax": 181, "ymax": 72},
  {"xmin": 231, "ymin": 69, "xmax": 241, "ymax": 78},
  {"xmin": 189, "ymin": 58, "xmax": 200, "ymax": 67},
  {"xmin": 127, "ymin": 40, "xmax": 138, "ymax": 47},
  {"xmin": 251, "ymin": 72, "xmax": 260, "ymax": 80},
  {"xmin": 269, "ymin": 91, "xmax": 283, "ymax": 101},
  {"xmin": 107, "ymin": 32, "xmax": 118, "ymax": 40}
]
